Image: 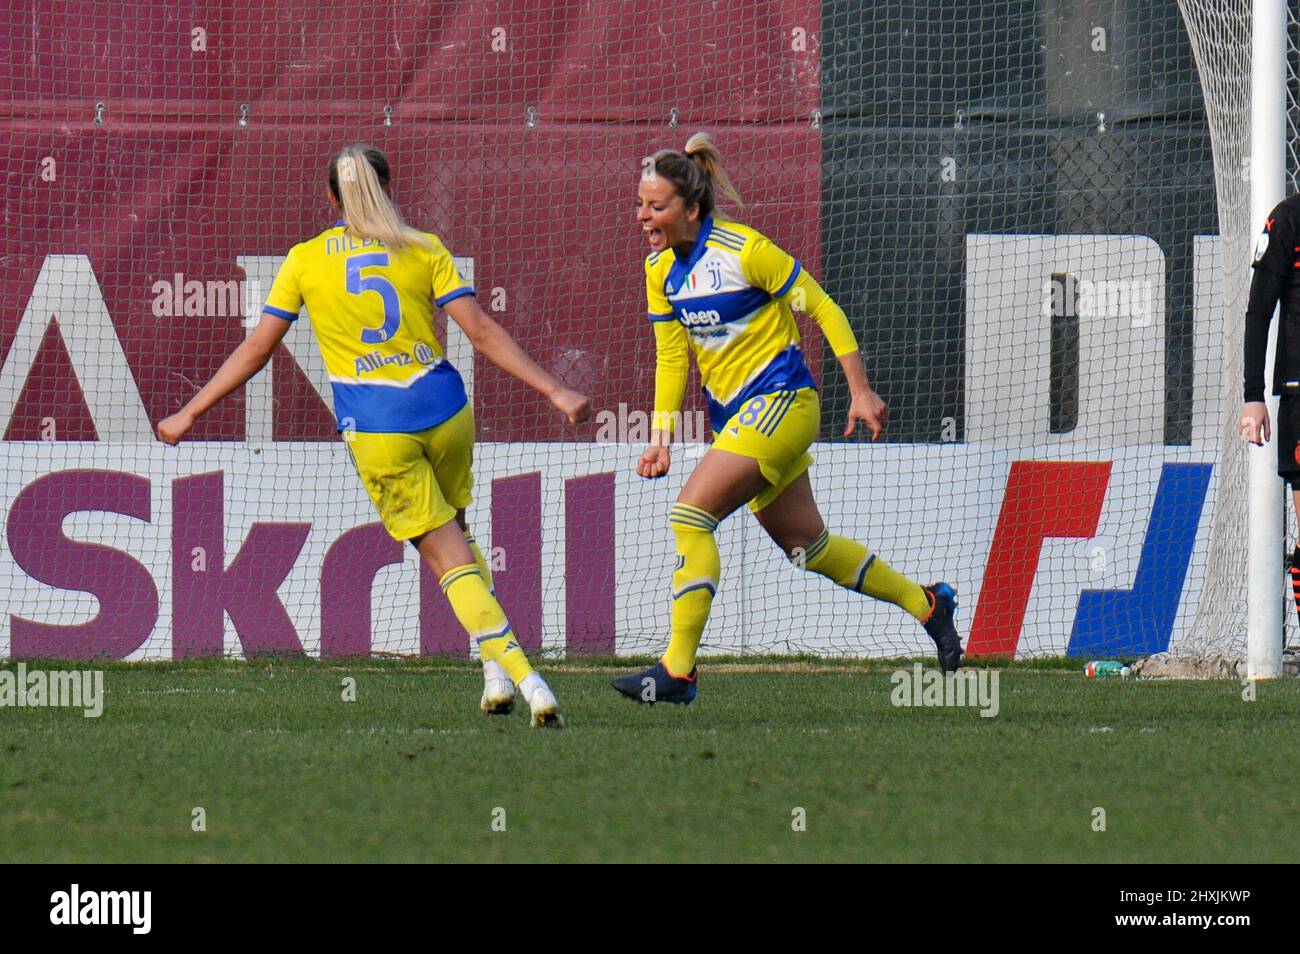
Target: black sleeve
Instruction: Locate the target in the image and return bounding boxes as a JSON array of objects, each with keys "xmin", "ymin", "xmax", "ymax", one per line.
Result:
[
  {"xmin": 1244, "ymin": 201, "xmax": 1296, "ymax": 402},
  {"xmin": 1244, "ymin": 273, "xmax": 1282, "ymax": 402}
]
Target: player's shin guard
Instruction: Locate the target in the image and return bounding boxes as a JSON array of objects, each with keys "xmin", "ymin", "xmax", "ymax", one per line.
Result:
[
  {"xmin": 799, "ymin": 528, "xmax": 931, "ymax": 620},
  {"xmin": 662, "ymin": 504, "xmax": 721, "ymax": 676},
  {"xmin": 439, "ymin": 564, "xmax": 534, "ymax": 685}
]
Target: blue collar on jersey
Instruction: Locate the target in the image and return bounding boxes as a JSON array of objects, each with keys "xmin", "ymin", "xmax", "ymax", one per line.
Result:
[
  {"xmin": 666, "ymin": 216, "xmax": 715, "ymax": 294},
  {"xmin": 332, "ymin": 218, "xmax": 345, "ymax": 227}
]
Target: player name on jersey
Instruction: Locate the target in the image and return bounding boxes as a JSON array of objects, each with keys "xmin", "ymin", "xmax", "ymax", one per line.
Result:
[{"xmin": 324, "ymin": 233, "xmax": 385, "ymax": 256}]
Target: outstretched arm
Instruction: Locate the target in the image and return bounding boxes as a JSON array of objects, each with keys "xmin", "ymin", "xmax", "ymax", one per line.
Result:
[
  {"xmin": 156, "ymin": 313, "xmax": 291, "ymax": 444},
  {"xmin": 786, "ymin": 269, "xmax": 887, "ymax": 440},
  {"xmin": 444, "ymin": 295, "xmax": 590, "ymax": 424}
]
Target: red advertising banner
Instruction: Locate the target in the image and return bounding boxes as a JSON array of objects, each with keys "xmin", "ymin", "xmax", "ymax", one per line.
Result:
[{"xmin": 1, "ymin": 2, "xmax": 822, "ymax": 442}]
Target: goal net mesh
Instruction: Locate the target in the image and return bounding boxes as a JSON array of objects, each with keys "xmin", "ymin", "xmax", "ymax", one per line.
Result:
[
  {"xmin": 0, "ymin": 2, "xmax": 1260, "ymax": 660},
  {"xmin": 1170, "ymin": 0, "xmax": 1253, "ymax": 660}
]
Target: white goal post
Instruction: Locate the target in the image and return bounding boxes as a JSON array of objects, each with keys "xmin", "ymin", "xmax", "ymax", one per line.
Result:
[{"xmin": 1248, "ymin": 0, "xmax": 1286, "ymax": 679}]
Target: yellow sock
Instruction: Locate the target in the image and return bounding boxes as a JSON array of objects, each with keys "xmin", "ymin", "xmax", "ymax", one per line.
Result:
[
  {"xmin": 439, "ymin": 564, "xmax": 534, "ymax": 684},
  {"xmin": 465, "ymin": 531, "xmax": 495, "ymax": 594},
  {"xmin": 801, "ymin": 529, "xmax": 930, "ymax": 620},
  {"xmin": 662, "ymin": 504, "xmax": 720, "ymax": 676}
]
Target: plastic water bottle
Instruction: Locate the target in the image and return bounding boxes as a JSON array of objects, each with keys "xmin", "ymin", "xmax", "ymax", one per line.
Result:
[{"xmin": 1085, "ymin": 660, "xmax": 1130, "ymax": 679}]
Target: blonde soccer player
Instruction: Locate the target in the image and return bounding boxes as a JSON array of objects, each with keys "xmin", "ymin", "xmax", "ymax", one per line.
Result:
[
  {"xmin": 612, "ymin": 133, "xmax": 962, "ymax": 704},
  {"xmin": 158, "ymin": 144, "xmax": 589, "ymax": 727}
]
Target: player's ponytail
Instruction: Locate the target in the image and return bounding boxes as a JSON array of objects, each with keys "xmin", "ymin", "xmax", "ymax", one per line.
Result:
[
  {"xmin": 683, "ymin": 132, "xmax": 743, "ymax": 213},
  {"xmin": 327, "ymin": 144, "xmax": 431, "ymax": 251},
  {"xmin": 648, "ymin": 132, "xmax": 743, "ymax": 220}
]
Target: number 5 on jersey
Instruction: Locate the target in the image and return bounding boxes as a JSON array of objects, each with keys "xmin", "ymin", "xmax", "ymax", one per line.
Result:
[{"xmin": 346, "ymin": 253, "xmax": 401, "ymax": 344}]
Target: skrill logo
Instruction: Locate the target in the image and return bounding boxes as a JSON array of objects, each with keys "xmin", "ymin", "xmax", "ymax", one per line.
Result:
[{"xmin": 2, "ymin": 465, "xmax": 621, "ymax": 660}]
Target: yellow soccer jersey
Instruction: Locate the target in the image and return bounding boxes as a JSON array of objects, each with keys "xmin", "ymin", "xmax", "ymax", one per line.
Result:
[
  {"xmin": 646, "ymin": 217, "xmax": 826, "ymax": 432},
  {"xmin": 263, "ymin": 220, "xmax": 474, "ymax": 433}
]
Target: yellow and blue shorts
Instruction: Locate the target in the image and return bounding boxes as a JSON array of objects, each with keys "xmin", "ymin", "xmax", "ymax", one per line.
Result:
[
  {"xmin": 711, "ymin": 386, "xmax": 819, "ymax": 512},
  {"xmin": 343, "ymin": 402, "xmax": 475, "ymax": 541}
]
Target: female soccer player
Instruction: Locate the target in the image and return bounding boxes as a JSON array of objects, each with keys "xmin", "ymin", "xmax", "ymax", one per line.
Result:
[
  {"xmin": 612, "ymin": 133, "xmax": 962, "ymax": 704},
  {"xmin": 158, "ymin": 144, "xmax": 589, "ymax": 728}
]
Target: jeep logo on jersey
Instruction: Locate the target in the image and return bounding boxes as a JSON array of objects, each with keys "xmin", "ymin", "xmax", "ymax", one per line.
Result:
[{"xmin": 681, "ymin": 307, "xmax": 722, "ymax": 326}]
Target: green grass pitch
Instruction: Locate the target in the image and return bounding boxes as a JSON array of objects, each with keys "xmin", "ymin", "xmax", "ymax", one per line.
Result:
[{"xmin": 2, "ymin": 657, "xmax": 1298, "ymax": 863}]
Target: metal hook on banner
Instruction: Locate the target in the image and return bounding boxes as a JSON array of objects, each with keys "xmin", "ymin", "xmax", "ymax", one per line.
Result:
[
  {"xmin": 383, "ymin": 105, "xmax": 393, "ymax": 127},
  {"xmin": 238, "ymin": 103, "xmax": 249, "ymax": 127},
  {"xmin": 954, "ymin": 108, "xmax": 966, "ymax": 131},
  {"xmin": 93, "ymin": 102, "xmax": 105, "ymax": 125},
  {"xmin": 810, "ymin": 108, "xmax": 822, "ymax": 130},
  {"xmin": 669, "ymin": 107, "xmax": 679, "ymax": 129},
  {"xmin": 525, "ymin": 105, "xmax": 538, "ymax": 128},
  {"xmin": 1096, "ymin": 110, "xmax": 1107, "ymax": 135}
]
